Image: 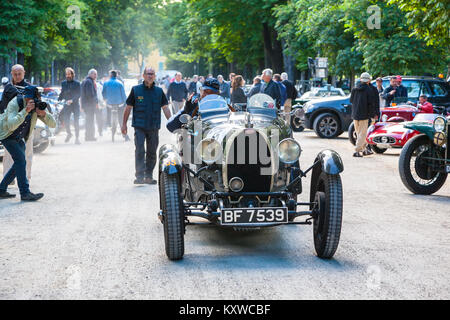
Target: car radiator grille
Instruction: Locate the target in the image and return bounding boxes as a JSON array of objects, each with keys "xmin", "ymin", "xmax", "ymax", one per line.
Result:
[
  {"xmin": 373, "ymin": 136, "xmax": 396, "ymax": 144},
  {"xmin": 226, "ymin": 130, "xmax": 272, "ymax": 192}
]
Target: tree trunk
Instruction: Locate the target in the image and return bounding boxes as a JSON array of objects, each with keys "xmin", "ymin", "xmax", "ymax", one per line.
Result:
[
  {"xmin": 262, "ymin": 23, "xmax": 272, "ymax": 69},
  {"xmin": 271, "ymin": 29, "xmax": 284, "ymax": 73}
]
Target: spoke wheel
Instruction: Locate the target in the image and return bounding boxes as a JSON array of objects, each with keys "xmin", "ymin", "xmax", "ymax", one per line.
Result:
[{"xmin": 399, "ymin": 135, "xmax": 447, "ymax": 195}]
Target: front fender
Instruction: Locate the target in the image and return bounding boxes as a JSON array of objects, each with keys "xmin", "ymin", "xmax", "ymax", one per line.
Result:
[
  {"xmin": 403, "ymin": 122, "xmax": 435, "ymax": 140},
  {"xmin": 316, "ymin": 149, "xmax": 344, "ymax": 175},
  {"xmin": 309, "ymin": 149, "xmax": 344, "ymax": 205},
  {"xmin": 159, "ymin": 144, "xmax": 183, "ymax": 175}
]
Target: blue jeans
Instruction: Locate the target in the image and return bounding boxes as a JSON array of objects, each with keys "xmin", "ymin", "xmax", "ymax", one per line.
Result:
[
  {"xmin": 134, "ymin": 128, "xmax": 159, "ymax": 179},
  {"xmin": 0, "ymin": 137, "xmax": 30, "ymax": 195}
]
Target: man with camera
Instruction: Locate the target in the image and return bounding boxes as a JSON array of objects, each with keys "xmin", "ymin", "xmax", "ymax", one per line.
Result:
[
  {"xmin": 1, "ymin": 65, "xmax": 34, "ymax": 184},
  {"xmin": 0, "ymin": 86, "xmax": 56, "ymax": 201}
]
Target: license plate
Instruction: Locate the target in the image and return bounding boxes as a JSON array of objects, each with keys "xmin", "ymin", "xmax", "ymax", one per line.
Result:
[
  {"xmin": 376, "ymin": 143, "xmax": 390, "ymax": 149},
  {"xmin": 446, "ymin": 165, "xmax": 450, "ymax": 173},
  {"xmin": 220, "ymin": 207, "xmax": 288, "ymax": 225}
]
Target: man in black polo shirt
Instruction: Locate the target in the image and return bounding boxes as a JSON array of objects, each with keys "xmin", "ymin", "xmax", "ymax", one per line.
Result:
[{"xmin": 121, "ymin": 67, "xmax": 171, "ymax": 185}]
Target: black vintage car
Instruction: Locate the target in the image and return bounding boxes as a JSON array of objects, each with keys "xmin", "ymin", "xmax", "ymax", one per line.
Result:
[
  {"xmin": 158, "ymin": 94, "xmax": 344, "ymax": 260},
  {"xmin": 300, "ymin": 76, "xmax": 450, "ymax": 139}
]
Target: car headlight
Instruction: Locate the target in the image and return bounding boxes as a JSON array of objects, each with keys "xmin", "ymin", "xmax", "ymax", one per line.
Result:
[
  {"xmin": 381, "ymin": 114, "xmax": 388, "ymax": 122},
  {"xmin": 40, "ymin": 130, "xmax": 48, "ymax": 138},
  {"xmin": 278, "ymin": 138, "xmax": 301, "ymax": 164},
  {"xmin": 196, "ymin": 138, "xmax": 222, "ymax": 164},
  {"xmin": 433, "ymin": 116, "xmax": 446, "ymax": 132}
]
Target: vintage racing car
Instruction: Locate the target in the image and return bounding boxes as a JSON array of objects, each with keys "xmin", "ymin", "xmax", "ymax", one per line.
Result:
[
  {"xmin": 398, "ymin": 115, "xmax": 449, "ymax": 194},
  {"xmin": 158, "ymin": 94, "xmax": 344, "ymax": 260},
  {"xmin": 365, "ymin": 113, "xmax": 439, "ymax": 154}
]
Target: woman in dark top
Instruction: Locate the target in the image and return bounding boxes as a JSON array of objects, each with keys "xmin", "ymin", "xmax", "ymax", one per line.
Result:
[{"xmin": 230, "ymin": 75, "xmax": 247, "ymax": 104}]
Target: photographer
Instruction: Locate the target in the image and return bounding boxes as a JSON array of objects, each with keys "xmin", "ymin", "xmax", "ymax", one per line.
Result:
[{"xmin": 0, "ymin": 86, "xmax": 56, "ymax": 201}]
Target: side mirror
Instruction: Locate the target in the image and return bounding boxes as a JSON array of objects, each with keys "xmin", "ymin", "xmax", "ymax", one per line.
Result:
[{"xmin": 179, "ymin": 114, "xmax": 192, "ymax": 124}]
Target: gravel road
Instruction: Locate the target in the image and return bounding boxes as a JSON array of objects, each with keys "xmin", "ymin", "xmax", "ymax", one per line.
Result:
[{"xmin": 0, "ymin": 119, "xmax": 449, "ymax": 300}]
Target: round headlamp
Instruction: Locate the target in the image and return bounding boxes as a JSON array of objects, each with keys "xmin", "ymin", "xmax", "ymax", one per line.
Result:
[
  {"xmin": 196, "ymin": 138, "xmax": 222, "ymax": 164},
  {"xmin": 433, "ymin": 132, "xmax": 446, "ymax": 146},
  {"xmin": 278, "ymin": 138, "xmax": 301, "ymax": 164},
  {"xmin": 381, "ymin": 114, "xmax": 388, "ymax": 122},
  {"xmin": 433, "ymin": 117, "xmax": 446, "ymax": 132},
  {"xmin": 229, "ymin": 177, "xmax": 244, "ymax": 192}
]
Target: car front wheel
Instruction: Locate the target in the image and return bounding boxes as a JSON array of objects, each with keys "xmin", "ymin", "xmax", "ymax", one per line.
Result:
[
  {"xmin": 313, "ymin": 172, "xmax": 343, "ymax": 259},
  {"xmin": 160, "ymin": 172, "xmax": 185, "ymax": 260},
  {"xmin": 313, "ymin": 113, "xmax": 342, "ymax": 139}
]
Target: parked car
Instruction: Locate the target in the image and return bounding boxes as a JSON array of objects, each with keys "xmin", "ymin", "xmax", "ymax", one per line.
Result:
[
  {"xmin": 300, "ymin": 76, "xmax": 450, "ymax": 139},
  {"xmin": 365, "ymin": 113, "xmax": 439, "ymax": 154},
  {"xmin": 158, "ymin": 93, "xmax": 344, "ymax": 261},
  {"xmin": 398, "ymin": 115, "xmax": 449, "ymax": 194},
  {"xmin": 291, "ymin": 86, "xmax": 346, "ymax": 132}
]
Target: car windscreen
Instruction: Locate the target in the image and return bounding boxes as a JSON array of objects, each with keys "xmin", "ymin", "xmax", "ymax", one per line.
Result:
[{"xmin": 413, "ymin": 113, "xmax": 439, "ymax": 122}]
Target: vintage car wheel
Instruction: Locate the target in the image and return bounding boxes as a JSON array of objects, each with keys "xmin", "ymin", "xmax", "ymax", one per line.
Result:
[
  {"xmin": 313, "ymin": 113, "xmax": 341, "ymax": 139},
  {"xmin": 160, "ymin": 172, "xmax": 185, "ymax": 260},
  {"xmin": 399, "ymin": 135, "xmax": 447, "ymax": 195},
  {"xmin": 313, "ymin": 172, "xmax": 343, "ymax": 259},
  {"xmin": 348, "ymin": 122, "xmax": 357, "ymax": 145},
  {"xmin": 370, "ymin": 145, "xmax": 387, "ymax": 154}
]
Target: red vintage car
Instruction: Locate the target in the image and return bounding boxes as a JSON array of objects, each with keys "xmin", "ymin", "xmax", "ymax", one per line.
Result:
[{"xmin": 365, "ymin": 113, "xmax": 441, "ymax": 153}]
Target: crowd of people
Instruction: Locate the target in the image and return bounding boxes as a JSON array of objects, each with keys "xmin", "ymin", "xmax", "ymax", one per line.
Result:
[{"xmin": 0, "ymin": 62, "xmax": 444, "ymax": 202}]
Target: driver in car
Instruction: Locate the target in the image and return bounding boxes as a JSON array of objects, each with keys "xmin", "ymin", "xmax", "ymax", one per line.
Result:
[
  {"xmin": 166, "ymin": 78, "xmax": 226, "ymax": 132},
  {"xmin": 417, "ymin": 94, "xmax": 434, "ymax": 113}
]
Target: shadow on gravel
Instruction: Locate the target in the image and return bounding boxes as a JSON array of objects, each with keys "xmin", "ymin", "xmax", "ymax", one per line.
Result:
[
  {"xmin": 403, "ymin": 193, "xmax": 450, "ymax": 203},
  {"xmin": 177, "ymin": 226, "xmax": 361, "ymax": 271}
]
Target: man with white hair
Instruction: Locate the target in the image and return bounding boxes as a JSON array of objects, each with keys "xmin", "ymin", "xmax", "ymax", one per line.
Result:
[
  {"xmin": 81, "ymin": 69, "xmax": 99, "ymax": 141},
  {"xmin": 260, "ymin": 68, "xmax": 281, "ymax": 108},
  {"xmin": 1, "ymin": 64, "xmax": 33, "ymax": 185}
]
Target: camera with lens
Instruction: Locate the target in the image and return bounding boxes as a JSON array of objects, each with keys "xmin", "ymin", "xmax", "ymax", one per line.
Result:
[{"xmin": 34, "ymin": 99, "xmax": 49, "ymax": 111}]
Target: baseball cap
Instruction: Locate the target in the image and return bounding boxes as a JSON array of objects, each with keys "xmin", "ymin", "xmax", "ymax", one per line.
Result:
[
  {"xmin": 360, "ymin": 72, "xmax": 371, "ymax": 82},
  {"xmin": 24, "ymin": 85, "xmax": 38, "ymax": 98},
  {"xmin": 202, "ymin": 78, "xmax": 220, "ymax": 93},
  {"xmin": 396, "ymin": 75, "xmax": 402, "ymax": 81}
]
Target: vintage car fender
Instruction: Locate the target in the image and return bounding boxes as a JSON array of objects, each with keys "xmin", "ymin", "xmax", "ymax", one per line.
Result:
[
  {"xmin": 403, "ymin": 121, "xmax": 435, "ymax": 140},
  {"xmin": 315, "ymin": 149, "xmax": 344, "ymax": 175},
  {"xmin": 159, "ymin": 144, "xmax": 183, "ymax": 175}
]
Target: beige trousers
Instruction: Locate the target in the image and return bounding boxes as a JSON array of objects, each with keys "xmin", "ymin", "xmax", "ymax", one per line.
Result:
[
  {"xmin": 3, "ymin": 134, "xmax": 34, "ymax": 183},
  {"xmin": 171, "ymin": 100, "xmax": 184, "ymax": 114},
  {"xmin": 284, "ymin": 98, "xmax": 292, "ymax": 123},
  {"xmin": 353, "ymin": 119, "xmax": 369, "ymax": 152}
]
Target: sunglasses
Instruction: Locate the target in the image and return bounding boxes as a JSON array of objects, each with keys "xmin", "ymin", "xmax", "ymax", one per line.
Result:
[{"xmin": 145, "ymin": 73, "xmax": 155, "ymax": 76}]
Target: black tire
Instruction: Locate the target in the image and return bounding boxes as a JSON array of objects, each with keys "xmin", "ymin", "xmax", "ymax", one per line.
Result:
[
  {"xmin": 348, "ymin": 122, "xmax": 357, "ymax": 145},
  {"xmin": 313, "ymin": 172, "xmax": 343, "ymax": 259},
  {"xmin": 33, "ymin": 141, "xmax": 49, "ymax": 154},
  {"xmin": 160, "ymin": 172, "xmax": 185, "ymax": 260},
  {"xmin": 291, "ymin": 117, "xmax": 305, "ymax": 132},
  {"xmin": 398, "ymin": 135, "xmax": 447, "ymax": 195},
  {"xmin": 370, "ymin": 145, "xmax": 387, "ymax": 154},
  {"xmin": 313, "ymin": 113, "xmax": 342, "ymax": 139}
]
